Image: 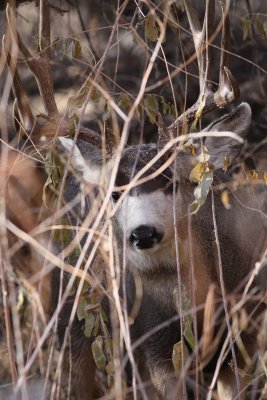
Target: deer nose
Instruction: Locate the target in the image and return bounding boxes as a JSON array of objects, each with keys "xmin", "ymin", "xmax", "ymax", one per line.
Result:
[{"xmin": 129, "ymin": 225, "xmax": 163, "ymax": 250}]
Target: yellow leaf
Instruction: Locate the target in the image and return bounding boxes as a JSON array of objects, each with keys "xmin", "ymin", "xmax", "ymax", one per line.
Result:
[
  {"xmin": 183, "ymin": 143, "xmax": 196, "ymax": 155},
  {"xmin": 246, "ymin": 170, "xmax": 259, "ymax": 183},
  {"xmin": 189, "ymin": 162, "xmax": 210, "ymax": 183},
  {"xmin": 190, "ymin": 170, "xmax": 214, "ymax": 214},
  {"xmin": 221, "ymin": 190, "xmax": 231, "ymax": 210},
  {"xmin": 223, "ymin": 156, "xmax": 233, "ymax": 172},
  {"xmin": 193, "ymin": 96, "xmax": 206, "ymax": 128}
]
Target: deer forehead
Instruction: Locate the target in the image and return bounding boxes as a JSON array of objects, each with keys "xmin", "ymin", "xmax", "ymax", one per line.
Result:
[
  {"xmin": 114, "ymin": 144, "xmax": 173, "ymax": 185},
  {"xmin": 116, "ymin": 191, "xmax": 175, "ymax": 231}
]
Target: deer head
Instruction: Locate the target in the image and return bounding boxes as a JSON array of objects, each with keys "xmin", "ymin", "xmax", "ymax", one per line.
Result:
[{"xmin": 58, "ymin": 101, "xmax": 251, "ymax": 272}]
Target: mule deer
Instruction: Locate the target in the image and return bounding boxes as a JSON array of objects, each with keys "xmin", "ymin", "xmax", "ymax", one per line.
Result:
[
  {"xmin": 3, "ymin": 1, "xmax": 267, "ymax": 399},
  {"xmin": 56, "ymin": 1, "xmax": 266, "ymax": 397},
  {"xmin": 59, "ymin": 100, "xmax": 267, "ymax": 400}
]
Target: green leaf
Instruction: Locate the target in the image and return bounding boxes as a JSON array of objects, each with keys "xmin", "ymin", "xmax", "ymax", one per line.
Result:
[
  {"xmin": 145, "ymin": 13, "xmax": 159, "ymax": 42},
  {"xmin": 242, "ymin": 18, "xmax": 252, "ymax": 40},
  {"xmin": 172, "ymin": 341, "xmax": 189, "ymax": 374},
  {"xmin": 77, "ymin": 297, "xmax": 88, "ymax": 321},
  {"xmin": 161, "ymin": 97, "xmax": 170, "ymax": 115},
  {"xmin": 101, "ymin": 307, "xmax": 108, "ymax": 323},
  {"xmin": 255, "ymin": 15, "xmax": 265, "ymax": 38},
  {"xmin": 106, "ymin": 360, "xmax": 114, "ymax": 387},
  {"xmin": 92, "ymin": 313, "xmax": 100, "ymax": 336},
  {"xmin": 84, "ymin": 312, "xmax": 96, "ymax": 338},
  {"xmin": 144, "ymin": 95, "xmax": 159, "ymax": 124},
  {"xmin": 92, "ymin": 337, "xmax": 106, "ymax": 369},
  {"xmin": 183, "ymin": 319, "xmax": 195, "ymax": 350},
  {"xmin": 190, "ymin": 170, "xmax": 214, "ymax": 214},
  {"xmin": 118, "ymin": 93, "xmax": 133, "ymax": 111}
]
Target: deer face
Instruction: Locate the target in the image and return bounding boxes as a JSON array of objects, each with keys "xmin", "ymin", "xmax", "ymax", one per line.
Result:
[
  {"xmin": 110, "ymin": 144, "xmax": 197, "ymax": 270},
  {"xmin": 112, "ymin": 145, "xmax": 176, "ymax": 254}
]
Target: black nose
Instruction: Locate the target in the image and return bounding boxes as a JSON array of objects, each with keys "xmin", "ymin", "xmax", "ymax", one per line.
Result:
[{"xmin": 129, "ymin": 225, "xmax": 163, "ymax": 250}]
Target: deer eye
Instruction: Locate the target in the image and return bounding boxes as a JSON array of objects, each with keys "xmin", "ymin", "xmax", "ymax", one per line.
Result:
[{"xmin": 111, "ymin": 191, "xmax": 121, "ymax": 202}]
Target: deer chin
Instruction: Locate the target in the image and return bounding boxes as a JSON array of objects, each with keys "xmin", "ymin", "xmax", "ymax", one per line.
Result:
[{"xmin": 132, "ymin": 241, "xmax": 162, "ymax": 253}]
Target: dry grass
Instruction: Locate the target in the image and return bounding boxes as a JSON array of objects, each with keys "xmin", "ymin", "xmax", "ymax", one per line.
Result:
[{"xmin": 0, "ymin": 1, "xmax": 267, "ymax": 399}]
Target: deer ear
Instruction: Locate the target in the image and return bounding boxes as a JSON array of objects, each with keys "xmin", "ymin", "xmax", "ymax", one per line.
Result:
[
  {"xmin": 58, "ymin": 137, "xmax": 103, "ymax": 185},
  {"xmin": 204, "ymin": 102, "xmax": 252, "ymax": 170}
]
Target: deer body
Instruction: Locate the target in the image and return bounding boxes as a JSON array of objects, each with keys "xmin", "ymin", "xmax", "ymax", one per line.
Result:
[{"xmin": 58, "ymin": 103, "xmax": 267, "ymax": 400}]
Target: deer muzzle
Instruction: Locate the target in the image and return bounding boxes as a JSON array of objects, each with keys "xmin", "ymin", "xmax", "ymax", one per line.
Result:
[{"xmin": 129, "ymin": 225, "xmax": 163, "ymax": 250}]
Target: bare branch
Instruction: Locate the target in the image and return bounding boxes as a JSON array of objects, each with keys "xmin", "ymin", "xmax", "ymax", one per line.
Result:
[
  {"xmin": 6, "ymin": 2, "xmax": 58, "ymax": 118},
  {"xmin": 4, "ymin": 3, "xmax": 110, "ymax": 152},
  {"xmin": 184, "ymin": 0, "xmax": 215, "ymax": 95},
  {"xmin": 162, "ymin": 0, "xmax": 240, "ymax": 142},
  {"xmin": 2, "ymin": 35, "xmax": 35, "ymax": 132},
  {"xmin": 214, "ymin": 3, "xmax": 240, "ymax": 107}
]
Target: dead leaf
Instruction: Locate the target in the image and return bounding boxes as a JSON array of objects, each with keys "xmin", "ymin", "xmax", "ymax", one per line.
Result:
[
  {"xmin": 190, "ymin": 170, "xmax": 214, "ymax": 214},
  {"xmin": 145, "ymin": 13, "xmax": 159, "ymax": 42},
  {"xmin": 221, "ymin": 190, "xmax": 231, "ymax": 210}
]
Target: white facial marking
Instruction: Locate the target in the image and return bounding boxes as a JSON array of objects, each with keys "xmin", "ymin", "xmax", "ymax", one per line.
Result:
[{"xmin": 115, "ymin": 191, "xmax": 177, "ymax": 269}]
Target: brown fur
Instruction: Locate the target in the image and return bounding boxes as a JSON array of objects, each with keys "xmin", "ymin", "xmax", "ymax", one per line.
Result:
[{"xmin": 1, "ymin": 151, "xmax": 52, "ymax": 314}]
